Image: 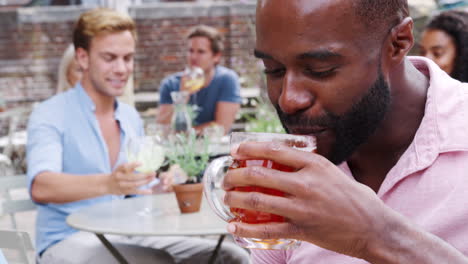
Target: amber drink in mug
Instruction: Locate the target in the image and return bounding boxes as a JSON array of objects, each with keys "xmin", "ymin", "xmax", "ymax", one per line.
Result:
[{"xmin": 203, "ymin": 132, "xmax": 316, "ymax": 250}]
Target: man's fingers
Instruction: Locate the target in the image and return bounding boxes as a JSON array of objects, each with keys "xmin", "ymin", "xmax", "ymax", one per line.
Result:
[
  {"xmin": 144, "ymin": 172, "xmax": 156, "ymax": 179},
  {"xmin": 134, "ymin": 188, "xmax": 153, "ymax": 196},
  {"xmin": 159, "ymin": 171, "xmax": 172, "ymax": 182},
  {"xmin": 180, "ymin": 76, "xmax": 188, "ymax": 91},
  {"xmin": 123, "ymin": 162, "xmax": 141, "ymax": 173},
  {"xmin": 119, "ymin": 177, "xmax": 153, "ymax": 189},
  {"xmin": 232, "ymin": 141, "xmax": 319, "ymax": 170},
  {"xmin": 223, "ymin": 165, "xmax": 303, "ymax": 195},
  {"xmin": 224, "ymin": 190, "xmax": 296, "ymax": 217},
  {"xmin": 227, "ymin": 222, "xmax": 302, "ymax": 240},
  {"xmin": 115, "ymin": 162, "xmax": 141, "ymax": 176},
  {"xmin": 162, "ymin": 177, "xmax": 173, "ymax": 186},
  {"xmin": 117, "ymin": 170, "xmax": 154, "ymax": 181}
]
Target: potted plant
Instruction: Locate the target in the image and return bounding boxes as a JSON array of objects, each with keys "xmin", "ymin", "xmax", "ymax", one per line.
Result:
[{"xmin": 165, "ymin": 129, "xmax": 210, "ymax": 213}]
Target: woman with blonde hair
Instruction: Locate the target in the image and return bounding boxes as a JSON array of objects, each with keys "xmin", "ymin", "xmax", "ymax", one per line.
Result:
[{"xmin": 56, "ymin": 44, "xmax": 82, "ymax": 94}]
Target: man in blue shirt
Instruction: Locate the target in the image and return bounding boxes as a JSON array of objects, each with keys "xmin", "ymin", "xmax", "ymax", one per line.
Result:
[
  {"xmin": 27, "ymin": 8, "xmax": 249, "ymax": 264},
  {"xmin": 0, "ymin": 250, "xmax": 7, "ymax": 264},
  {"xmin": 157, "ymin": 25, "xmax": 242, "ymax": 134}
]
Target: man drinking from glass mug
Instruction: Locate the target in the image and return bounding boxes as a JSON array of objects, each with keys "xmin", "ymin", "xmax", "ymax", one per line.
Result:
[{"xmin": 222, "ymin": 0, "xmax": 468, "ymax": 263}]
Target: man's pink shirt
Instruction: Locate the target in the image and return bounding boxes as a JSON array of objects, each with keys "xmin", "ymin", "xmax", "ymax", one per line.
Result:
[{"xmin": 252, "ymin": 57, "xmax": 468, "ymax": 264}]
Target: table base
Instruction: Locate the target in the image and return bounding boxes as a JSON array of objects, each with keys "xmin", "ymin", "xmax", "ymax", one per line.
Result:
[
  {"xmin": 96, "ymin": 234, "xmax": 129, "ymax": 264},
  {"xmin": 96, "ymin": 233, "xmax": 226, "ymax": 264}
]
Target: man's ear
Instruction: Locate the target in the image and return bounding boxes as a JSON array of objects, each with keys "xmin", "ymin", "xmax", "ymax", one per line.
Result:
[
  {"xmin": 386, "ymin": 17, "xmax": 414, "ymax": 65},
  {"xmin": 75, "ymin": 47, "xmax": 89, "ymax": 71},
  {"xmin": 213, "ymin": 52, "xmax": 222, "ymax": 65}
]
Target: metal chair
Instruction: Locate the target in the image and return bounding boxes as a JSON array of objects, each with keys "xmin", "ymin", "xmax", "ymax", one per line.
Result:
[
  {"xmin": 0, "ymin": 175, "xmax": 36, "ymax": 229},
  {"xmin": 0, "ymin": 153, "xmax": 13, "ymax": 178},
  {"xmin": 0, "ymin": 175, "xmax": 36, "ymax": 263},
  {"xmin": 0, "ymin": 229, "xmax": 34, "ymax": 264},
  {"xmin": 0, "ymin": 106, "xmax": 32, "ymax": 175}
]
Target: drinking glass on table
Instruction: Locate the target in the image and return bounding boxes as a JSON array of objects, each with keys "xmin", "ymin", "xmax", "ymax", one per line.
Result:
[
  {"xmin": 126, "ymin": 136, "xmax": 166, "ymax": 214},
  {"xmin": 145, "ymin": 123, "xmax": 171, "ymax": 145},
  {"xmin": 203, "ymin": 132, "xmax": 316, "ymax": 250},
  {"xmin": 203, "ymin": 124, "xmax": 224, "ymax": 143}
]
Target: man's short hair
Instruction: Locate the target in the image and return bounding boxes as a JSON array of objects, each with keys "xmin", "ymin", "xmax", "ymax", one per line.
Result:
[
  {"xmin": 354, "ymin": 0, "xmax": 409, "ymax": 39},
  {"xmin": 187, "ymin": 25, "xmax": 224, "ymax": 54},
  {"xmin": 73, "ymin": 8, "xmax": 137, "ymax": 51}
]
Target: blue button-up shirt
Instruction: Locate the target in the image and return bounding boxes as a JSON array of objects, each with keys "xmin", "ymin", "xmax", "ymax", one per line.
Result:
[
  {"xmin": 26, "ymin": 83, "xmax": 144, "ymax": 255},
  {"xmin": 0, "ymin": 250, "xmax": 7, "ymax": 264}
]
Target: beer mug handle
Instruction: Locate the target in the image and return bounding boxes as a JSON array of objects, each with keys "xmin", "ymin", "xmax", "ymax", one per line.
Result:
[{"xmin": 203, "ymin": 156, "xmax": 235, "ymax": 222}]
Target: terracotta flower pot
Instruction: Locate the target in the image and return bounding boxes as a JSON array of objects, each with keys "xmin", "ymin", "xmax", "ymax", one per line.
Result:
[{"xmin": 173, "ymin": 182, "xmax": 203, "ymax": 213}]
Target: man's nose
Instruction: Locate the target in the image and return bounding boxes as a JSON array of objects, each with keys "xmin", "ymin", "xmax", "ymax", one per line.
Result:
[
  {"xmin": 278, "ymin": 72, "xmax": 315, "ymax": 114},
  {"xmin": 189, "ymin": 53, "xmax": 198, "ymax": 64},
  {"xmin": 113, "ymin": 58, "xmax": 127, "ymax": 73}
]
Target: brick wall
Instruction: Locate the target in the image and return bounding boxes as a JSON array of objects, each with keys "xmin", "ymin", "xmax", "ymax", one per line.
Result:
[
  {"xmin": 0, "ymin": 1, "xmax": 433, "ymax": 108},
  {"xmin": 132, "ymin": 2, "xmax": 258, "ymax": 92},
  {"xmin": 0, "ymin": 2, "xmax": 258, "ymax": 107}
]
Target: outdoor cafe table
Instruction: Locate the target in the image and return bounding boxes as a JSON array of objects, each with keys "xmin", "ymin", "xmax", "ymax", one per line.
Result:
[{"xmin": 66, "ymin": 194, "xmax": 229, "ymax": 264}]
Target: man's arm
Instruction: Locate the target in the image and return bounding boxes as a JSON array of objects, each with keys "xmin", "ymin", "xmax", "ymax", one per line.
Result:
[
  {"xmin": 156, "ymin": 75, "xmax": 178, "ymax": 125},
  {"xmin": 199, "ymin": 68, "xmax": 241, "ymax": 133},
  {"xmin": 194, "ymin": 101, "xmax": 240, "ymax": 134},
  {"xmin": 31, "ymin": 163, "xmax": 154, "ymax": 204},
  {"xmin": 31, "ymin": 172, "xmax": 110, "ymax": 204},
  {"xmin": 156, "ymin": 104, "xmax": 174, "ymax": 125},
  {"xmin": 223, "ymin": 141, "xmax": 468, "ymax": 264},
  {"xmin": 363, "ymin": 211, "xmax": 468, "ymax": 264}
]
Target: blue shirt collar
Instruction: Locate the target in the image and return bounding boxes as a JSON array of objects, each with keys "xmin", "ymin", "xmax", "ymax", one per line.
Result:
[
  {"xmin": 75, "ymin": 82, "xmax": 123, "ymax": 121},
  {"xmin": 76, "ymin": 82, "xmax": 96, "ymax": 112}
]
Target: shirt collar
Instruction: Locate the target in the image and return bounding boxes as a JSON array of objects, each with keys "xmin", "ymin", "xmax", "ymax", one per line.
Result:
[
  {"xmin": 75, "ymin": 82, "xmax": 122, "ymax": 119},
  {"xmin": 76, "ymin": 82, "xmax": 96, "ymax": 112},
  {"xmin": 378, "ymin": 56, "xmax": 466, "ymax": 196},
  {"xmin": 339, "ymin": 57, "xmax": 466, "ymax": 196}
]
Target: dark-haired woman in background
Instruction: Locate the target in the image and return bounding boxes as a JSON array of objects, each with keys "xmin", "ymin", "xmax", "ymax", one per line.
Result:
[{"xmin": 420, "ymin": 10, "xmax": 468, "ymax": 82}]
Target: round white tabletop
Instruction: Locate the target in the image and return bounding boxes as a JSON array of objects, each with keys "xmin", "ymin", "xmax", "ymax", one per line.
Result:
[{"xmin": 66, "ymin": 193, "xmax": 228, "ymax": 237}]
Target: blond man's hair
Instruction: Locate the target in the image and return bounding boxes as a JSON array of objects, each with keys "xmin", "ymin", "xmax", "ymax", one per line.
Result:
[{"xmin": 73, "ymin": 8, "xmax": 137, "ymax": 51}]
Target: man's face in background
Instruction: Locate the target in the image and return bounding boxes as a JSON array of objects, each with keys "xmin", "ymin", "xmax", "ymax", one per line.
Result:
[{"xmin": 187, "ymin": 36, "xmax": 221, "ymax": 74}]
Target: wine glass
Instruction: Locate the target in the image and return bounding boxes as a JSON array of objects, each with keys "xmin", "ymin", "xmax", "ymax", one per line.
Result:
[
  {"xmin": 183, "ymin": 66, "xmax": 205, "ymax": 93},
  {"xmin": 145, "ymin": 123, "xmax": 171, "ymax": 145},
  {"xmin": 127, "ymin": 136, "xmax": 165, "ymax": 174},
  {"xmin": 126, "ymin": 136, "xmax": 166, "ymax": 215}
]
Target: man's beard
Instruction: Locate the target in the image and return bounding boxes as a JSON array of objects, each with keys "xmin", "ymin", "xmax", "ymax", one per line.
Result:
[{"xmin": 275, "ymin": 69, "xmax": 391, "ymax": 164}]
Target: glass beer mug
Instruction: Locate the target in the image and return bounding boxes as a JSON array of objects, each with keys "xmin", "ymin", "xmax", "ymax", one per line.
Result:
[{"xmin": 203, "ymin": 132, "xmax": 316, "ymax": 250}]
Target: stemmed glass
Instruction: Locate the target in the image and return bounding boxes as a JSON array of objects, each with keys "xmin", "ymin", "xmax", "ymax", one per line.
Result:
[
  {"xmin": 183, "ymin": 66, "xmax": 205, "ymax": 93},
  {"xmin": 126, "ymin": 136, "xmax": 166, "ymax": 215},
  {"xmin": 145, "ymin": 123, "xmax": 171, "ymax": 145}
]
